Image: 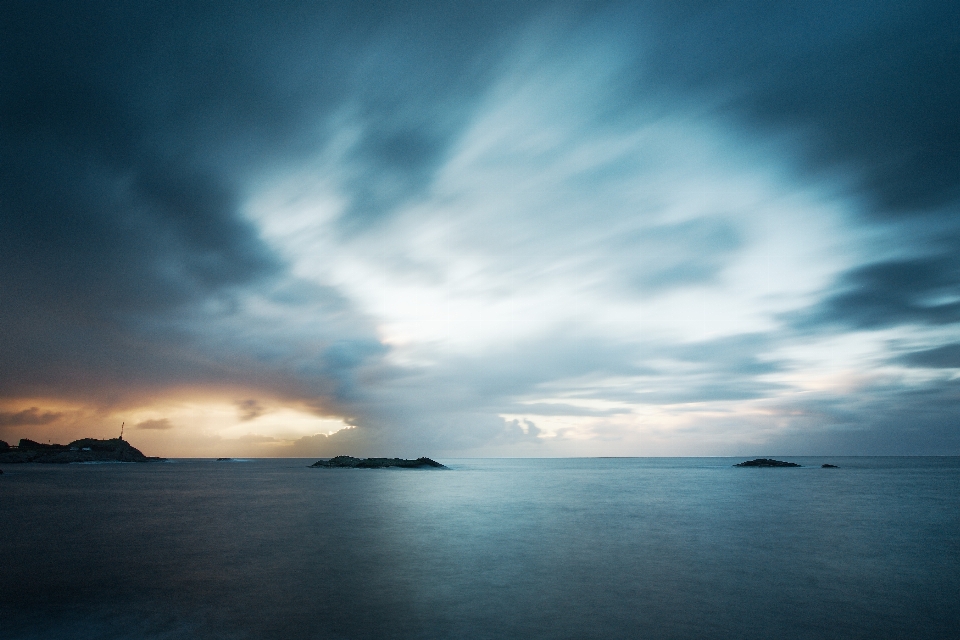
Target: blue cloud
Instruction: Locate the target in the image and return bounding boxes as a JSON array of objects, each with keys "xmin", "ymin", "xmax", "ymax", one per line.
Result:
[{"xmin": 3, "ymin": 1, "xmax": 959, "ymax": 455}]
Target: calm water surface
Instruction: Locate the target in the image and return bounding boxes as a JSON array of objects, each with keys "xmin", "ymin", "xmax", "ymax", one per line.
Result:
[{"xmin": 2, "ymin": 457, "xmax": 958, "ymax": 639}]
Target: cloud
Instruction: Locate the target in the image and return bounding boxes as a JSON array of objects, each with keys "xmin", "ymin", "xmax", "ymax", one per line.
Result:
[
  {"xmin": 2, "ymin": 2, "xmax": 959, "ymax": 456},
  {"xmin": 0, "ymin": 0, "xmax": 539, "ymax": 411},
  {"xmin": 135, "ymin": 419, "xmax": 173, "ymax": 431},
  {"xmin": 898, "ymin": 343, "xmax": 960, "ymax": 368},
  {"xmin": 504, "ymin": 403, "xmax": 631, "ymax": 417},
  {"xmin": 0, "ymin": 408, "xmax": 63, "ymax": 427},
  {"xmin": 285, "ymin": 428, "xmax": 373, "ymax": 458},
  {"xmin": 763, "ymin": 376, "xmax": 960, "ymax": 456},
  {"xmin": 796, "ymin": 254, "xmax": 960, "ymax": 330},
  {"xmin": 503, "ymin": 419, "xmax": 542, "ymax": 443},
  {"xmin": 637, "ymin": 1, "xmax": 960, "ymax": 216},
  {"xmin": 619, "ymin": 218, "xmax": 743, "ymax": 293},
  {"xmin": 234, "ymin": 434, "xmax": 278, "ymax": 443},
  {"xmin": 236, "ymin": 399, "xmax": 266, "ymax": 422}
]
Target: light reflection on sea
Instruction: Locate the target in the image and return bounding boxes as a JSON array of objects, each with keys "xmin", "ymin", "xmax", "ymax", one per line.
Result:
[{"xmin": 1, "ymin": 457, "xmax": 958, "ymax": 639}]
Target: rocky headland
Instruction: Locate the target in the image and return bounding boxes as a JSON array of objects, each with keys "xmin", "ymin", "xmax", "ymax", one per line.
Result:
[
  {"xmin": 734, "ymin": 458, "xmax": 801, "ymax": 467},
  {"xmin": 0, "ymin": 438, "xmax": 164, "ymax": 463},
  {"xmin": 310, "ymin": 455, "xmax": 446, "ymax": 469}
]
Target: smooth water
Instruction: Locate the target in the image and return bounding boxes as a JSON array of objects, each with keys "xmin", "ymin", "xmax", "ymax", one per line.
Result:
[{"xmin": 2, "ymin": 457, "xmax": 958, "ymax": 639}]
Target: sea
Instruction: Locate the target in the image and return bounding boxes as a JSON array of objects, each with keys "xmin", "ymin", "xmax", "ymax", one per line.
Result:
[{"xmin": 1, "ymin": 457, "xmax": 958, "ymax": 639}]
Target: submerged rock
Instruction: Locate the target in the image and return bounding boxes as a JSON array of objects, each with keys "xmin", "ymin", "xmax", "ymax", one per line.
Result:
[
  {"xmin": 216, "ymin": 458, "xmax": 233, "ymax": 461},
  {"xmin": 821, "ymin": 463, "xmax": 839, "ymax": 468},
  {"xmin": 310, "ymin": 455, "xmax": 446, "ymax": 469},
  {"xmin": 734, "ymin": 458, "xmax": 801, "ymax": 467},
  {"xmin": 0, "ymin": 438, "xmax": 164, "ymax": 464}
]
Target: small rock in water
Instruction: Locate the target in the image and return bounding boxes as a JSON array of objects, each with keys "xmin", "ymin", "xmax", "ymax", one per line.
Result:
[
  {"xmin": 216, "ymin": 458, "xmax": 233, "ymax": 461},
  {"xmin": 309, "ymin": 455, "xmax": 446, "ymax": 469},
  {"xmin": 734, "ymin": 458, "xmax": 801, "ymax": 467},
  {"xmin": 821, "ymin": 463, "xmax": 839, "ymax": 468}
]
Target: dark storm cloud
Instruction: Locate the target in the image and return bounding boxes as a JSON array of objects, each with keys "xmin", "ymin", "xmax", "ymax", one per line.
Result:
[
  {"xmin": 635, "ymin": 1, "xmax": 960, "ymax": 215},
  {"xmin": 1, "ymin": 1, "xmax": 281, "ymax": 396},
  {"xmin": 0, "ymin": 0, "xmax": 546, "ymax": 401},
  {"xmin": 0, "ymin": 408, "xmax": 63, "ymax": 427},
  {"xmin": 796, "ymin": 253, "xmax": 960, "ymax": 329},
  {"xmin": 898, "ymin": 344, "xmax": 960, "ymax": 369},
  {"xmin": 3, "ymin": 0, "xmax": 958, "ymax": 454},
  {"xmin": 621, "ymin": 2, "xmax": 960, "ymax": 344},
  {"xmin": 338, "ymin": 114, "xmax": 455, "ymax": 231}
]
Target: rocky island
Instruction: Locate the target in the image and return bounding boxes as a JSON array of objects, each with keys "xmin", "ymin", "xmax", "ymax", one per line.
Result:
[
  {"xmin": 310, "ymin": 455, "xmax": 446, "ymax": 469},
  {"xmin": 0, "ymin": 438, "xmax": 164, "ymax": 463},
  {"xmin": 734, "ymin": 458, "xmax": 801, "ymax": 467}
]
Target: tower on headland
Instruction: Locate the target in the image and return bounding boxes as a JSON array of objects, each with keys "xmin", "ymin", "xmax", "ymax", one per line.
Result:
[{"xmin": 119, "ymin": 422, "xmax": 124, "ymax": 441}]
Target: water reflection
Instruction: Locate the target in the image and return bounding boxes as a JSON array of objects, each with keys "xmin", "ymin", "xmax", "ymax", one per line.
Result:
[{"xmin": 1, "ymin": 458, "xmax": 958, "ymax": 639}]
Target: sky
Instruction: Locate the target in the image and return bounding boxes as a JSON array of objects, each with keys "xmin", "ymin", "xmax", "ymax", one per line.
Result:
[{"xmin": 2, "ymin": 0, "xmax": 959, "ymax": 457}]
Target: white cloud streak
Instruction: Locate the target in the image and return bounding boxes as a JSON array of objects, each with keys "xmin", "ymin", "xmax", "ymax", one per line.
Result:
[{"xmin": 231, "ymin": 28, "xmax": 893, "ymax": 455}]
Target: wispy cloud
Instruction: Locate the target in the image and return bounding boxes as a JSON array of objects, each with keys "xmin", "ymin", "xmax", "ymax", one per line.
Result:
[
  {"xmin": 2, "ymin": 2, "xmax": 958, "ymax": 455},
  {"xmin": 135, "ymin": 419, "xmax": 173, "ymax": 431},
  {"xmin": 0, "ymin": 408, "xmax": 63, "ymax": 427},
  {"xmin": 236, "ymin": 399, "xmax": 266, "ymax": 422}
]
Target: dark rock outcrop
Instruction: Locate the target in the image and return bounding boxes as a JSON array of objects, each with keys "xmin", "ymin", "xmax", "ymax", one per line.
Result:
[
  {"xmin": 0, "ymin": 440, "xmax": 9, "ymax": 452},
  {"xmin": 734, "ymin": 458, "xmax": 801, "ymax": 467},
  {"xmin": 216, "ymin": 458, "xmax": 233, "ymax": 461},
  {"xmin": 310, "ymin": 455, "xmax": 446, "ymax": 469},
  {"xmin": 16, "ymin": 439, "xmax": 69, "ymax": 451},
  {"xmin": 821, "ymin": 463, "xmax": 839, "ymax": 468},
  {"xmin": 0, "ymin": 438, "xmax": 164, "ymax": 464}
]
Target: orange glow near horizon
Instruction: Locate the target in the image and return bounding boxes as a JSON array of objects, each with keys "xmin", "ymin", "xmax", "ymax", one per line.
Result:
[{"xmin": 0, "ymin": 394, "xmax": 352, "ymax": 458}]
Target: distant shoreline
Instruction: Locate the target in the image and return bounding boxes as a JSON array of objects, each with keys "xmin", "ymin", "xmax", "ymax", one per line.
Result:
[{"xmin": 0, "ymin": 438, "xmax": 164, "ymax": 464}]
